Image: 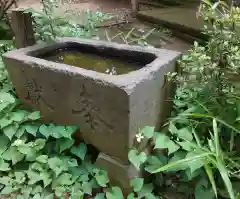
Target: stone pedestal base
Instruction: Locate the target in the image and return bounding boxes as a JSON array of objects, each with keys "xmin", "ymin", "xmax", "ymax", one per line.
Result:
[{"xmin": 95, "ymin": 153, "xmax": 143, "ymax": 194}]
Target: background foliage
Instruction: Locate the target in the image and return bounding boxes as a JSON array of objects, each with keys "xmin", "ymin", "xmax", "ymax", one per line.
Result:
[{"xmin": 129, "ymin": 1, "xmax": 240, "ymax": 199}]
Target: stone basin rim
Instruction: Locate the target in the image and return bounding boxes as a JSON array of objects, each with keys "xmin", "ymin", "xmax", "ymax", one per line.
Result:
[{"xmin": 3, "ymin": 38, "xmax": 181, "ymax": 93}]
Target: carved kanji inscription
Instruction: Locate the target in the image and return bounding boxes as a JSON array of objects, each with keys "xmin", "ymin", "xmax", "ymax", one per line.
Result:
[
  {"xmin": 72, "ymin": 84, "xmax": 113, "ymax": 133},
  {"xmin": 24, "ymin": 79, "xmax": 55, "ymax": 111}
]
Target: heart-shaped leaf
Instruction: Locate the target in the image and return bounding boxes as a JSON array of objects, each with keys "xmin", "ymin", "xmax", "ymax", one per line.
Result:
[
  {"xmin": 71, "ymin": 143, "xmax": 87, "ymax": 160},
  {"xmin": 128, "ymin": 149, "xmax": 147, "ymax": 170},
  {"xmin": 130, "ymin": 178, "xmax": 144, "ymax": 192}
]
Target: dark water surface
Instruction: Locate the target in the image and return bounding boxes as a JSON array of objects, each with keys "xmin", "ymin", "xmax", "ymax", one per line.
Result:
[{"xmin": 44, "ymin": 50, "xmax": 141, "ymax": 75}]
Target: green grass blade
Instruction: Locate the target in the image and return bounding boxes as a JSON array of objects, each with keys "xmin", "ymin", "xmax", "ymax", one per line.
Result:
[
  {"xmin": 182, "ymin": 113, "xmax": 240, "ymax": 135},
  {"xmin": 217, "ymin": 159, "xmax": 235, "ymax": 199},
  {"xmin": 204, "ymin": 163, "xmax": 218, "ymax": 198},
  {"xmin": 192, "ymin": 127, "xmax": 202, "ymax": 147},
  {"xmin": 213, "ymin": 119, "xmax": 220, "ymax": 157},
  {"xmin": 152, "ymin": 152, "xmax": 213, "ymax": 173}
]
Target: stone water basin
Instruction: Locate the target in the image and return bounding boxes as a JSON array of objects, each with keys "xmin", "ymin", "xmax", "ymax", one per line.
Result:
[{"xmin": 3, "ymin": 38, "xmax": 180, "ymax": 166}]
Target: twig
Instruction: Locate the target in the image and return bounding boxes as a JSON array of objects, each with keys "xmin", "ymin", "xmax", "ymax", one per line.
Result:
[
  {"xmin": 111, "ymin": 32, "xmax": 124, "ymax": 40},
  {"xmin": 121, "ymin": 35, "xmax": 128, "ymax": 44},
  {"xmin": 105, "ymin": 30, "xmax": 111, "ymax": 42},
  {"xmin": 0, "ymin": 0, "xmax": 18, "ymax": 20},
  {"xmin": 139, "ymin": 0, "xmax": 167, "ymax": 8},
  {"xmin": 142, "ymin": 28, "xmax": 155, "ymax": 39},
  {"xmin": 96, "ymin": 20, "xmax": 133, "ymax": 28},
  {"xmin": 125, "ymin": 28, "xmax": 135, "ymax": 40}
]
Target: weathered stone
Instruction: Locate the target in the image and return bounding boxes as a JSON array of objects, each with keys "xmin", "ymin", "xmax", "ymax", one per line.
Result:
[
  {"xmin": 137, "ymin": 7, "xmax": 205, "ymax": 39},
  {"xmin": 3, "ymin": 38, "xmax": 181, "ymax": 164},
  {"xmin": 131, "ymin": 0, "xmax": 139, "ymax": 16},
  {"xmin": 10, "ymin": 8, "xmax": 36, "ymax": 49},
  {"xmin": 95, "ymin": 152, "xmax": 143, "ymax": 195}
]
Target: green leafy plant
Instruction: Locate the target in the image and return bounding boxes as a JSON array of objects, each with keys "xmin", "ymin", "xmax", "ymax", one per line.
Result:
[
  {"xmin": 0, "ymin": 0, "xmax": 16, "ymax": 44},
  {"xmin": 25, "ymin": 0, "xmax": 112, "ymax": 41},
  {"xmin": 128, "ymin": 1, "xmax": 240, "ymax": 199}
]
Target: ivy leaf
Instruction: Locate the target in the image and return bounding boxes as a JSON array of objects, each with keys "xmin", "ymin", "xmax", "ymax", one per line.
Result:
[
  {"xmin": 106, "ymin": 187, "xmax": 124, "ymax": 199},
  {"xmin": 154, "ymin": 134, "xmax": 170, "ymax": 149},
  {"xmin": 94, "ymin": 169, "xmax": 109, "ymax": 187},
  {"xmin": 32, "ymin": 185, "xmax": 43, "ymax": 194},
  {"xmin": 18, "ymin": 144, "xmax": 37, "ymax": 161},
  {"xmin": 177, "ymin": 127, "xmax": 193, "ymax": 141},
  {"xmin": 70, "ymin": 168, "xmax": 89, "ymax": 182},
  {"xmin": 178, "ymin": 141, "xmax": 195, "ymax": 151},
  {"xmin": 55, "ymin": 186, "xmax": 65, "ymax": 197},
  {"xmin": 145, "ymin": 156, "xmax": 163, "ymax": 173},
  {"xmin": 1, "ymin": 185, "xmax": 14, "ymax": 195},
  {"xmin": 167, "ymin": 140, "xmax": 180, "ymax": 155},
  {"xmin": 128, "ymin": 149, "xmax": 147, "ymax": 170},
  {"xmin": 58, "ymin": 138, "xmax": 74, "ymax": 153},
  {"xmin": 186, "ymin": 152, "xmax": 205, "ymax": 173},
  {"xmin": 51, "ymin": 126, "xmax": 65, "ymax": 138},
  {"xmin": 0, "ymin": 135, "xmax": 9, "ymax": 155},
  {"xmin": 3, "ymin": 124, "xmax": 18, "ymax": 140},
  {"xmin": 130, "ymin": 178, "xmax": 144, "ymax": 192},
  {"xmin": 36, "ymin": 155, "xmax": 48, "ymax": 163},
  {"xmin": 141, "ymin": 126, "xmax": 154, "ymax": 139},
  {"xmin": 168, "ymin": 122, "xmax": 178, "ymax": 135},
  {"xmin": 53, "ymin": 173, "xmax": 74, "ymax": 187},
  {"xmin": 33, "ymin": 193, "xmax": 42, "ymax": 199},
  {"xmin": 127, "ymin": 193, "xmax": 135, "ymax": 199},
  {"xmin": 195, "ymin": 186, "xmax": 215, "ymax": 199},
  {"xmin": 43, "ymin": 193, "xmax": 54, "ymax": 199},
  {"xmin": 16, "ymin": 195, "xmax": 25, "ymax": 199},
  {"xmin": 31, "ymin": 162, "xmax": 43, "ymax": 171},
  {"xmin": 71, "ymin": 143, "xmax": 87, "ymax": 160},
  {"xmin": 15, "ymin": 172, "xmax": 26, "ymax": 184},
  {"xmin": 82, "ymin": 181, "xmax": 93, "ymax": 195},
  {"xmin": 138, "ymin": 184, "xmax": 154, "ymax": 198},
  {"xmin": 0, "ymin": 92, "xmax": 15, "ymax": 105},
  {"xmin": 21, "ymin": 186, "xmax": 32, "ymax": 198},
  {"xmin": 34, "ymin": 139, "xmax": 46, "ymax": 150},
  {"xmin": 0, "ymin": 158, "xmax": 10, "ymax": 171},
  {"xmin": 39, "ymin": 124, "xmax": 50, "ymax": 139},
  {"xmin": 10, "ymin": 110, "xmax": 26, "ymax": 122},
  {"xmin": 2, "ymin": 146, "xmax": 24, "ymax": 165},
  {"xmin": 70, "ymin": 191, "xmax": 84, "ymax": 199},
  {"xmin": 48, "ymin": 157, "xmax": 67, "ymax": 176},
  {"xmin": 27, "ymin": 111, "xmax": 41, "ymax": 120},
  {"xmin": 56, "ymin": 126, "xmax": 75, "ymax": 139},
  {"xmin": 146, "ymin": 193, "xmax": 158, "ymax": 199},
  {"xmin": 65, "ymin": 157, "xmax": 78, "ymax": 168},
  {"xmin": 168, "ymin": 151, "xmax": 187, "ymax": 172},
  {"xmin": 27, "ymin": 170, "xmax": 42, "ymax": 184},
  {"xmin": 26, "ymin": 149, "xmax": 37, "ymax": 162},
  {"xmin": 95, "ymin": 193, "xmax": 105, "ymax": 199},
  {"xmin": 40, "ymin": 172, "xmax": 52, "ymax": 187},
  {"xmin": 65, "ymin": 126, "xmax": 78, "ymax": 138},
  {"xmin": 25, "ymin": 124, "xmax": 39, "ymax": 136},
  {"xmin": 16, "ymin": 125, "xmax": 26, "ymax": 138},
  {"xmin": 154, "ymin": 133, "xmax": 180, "ymax": 154},
  {"xmin": 0, "ymin": 176, "xmax": 12, "ymax": 185},
  {"xmin": 0, "ymin": 117, "xmax": 13, "ymax": 129}
]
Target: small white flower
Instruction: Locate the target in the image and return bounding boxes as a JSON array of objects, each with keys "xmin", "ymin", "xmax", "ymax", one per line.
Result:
[
  {"xmin": 12, "ymin": 139, "xmax": 24, "ymax": 146},
  {"xmin": 136, "ymin": 133, "xmax": 144, "ymax": 143}
]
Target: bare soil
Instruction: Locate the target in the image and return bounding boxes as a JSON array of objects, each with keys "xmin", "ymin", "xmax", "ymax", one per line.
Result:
[{"xmin": 17, "ymin": 0, "xmax": 191, "ymax": 52}]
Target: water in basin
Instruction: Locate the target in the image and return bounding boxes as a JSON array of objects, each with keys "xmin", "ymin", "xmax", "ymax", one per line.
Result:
[{"xmin": 44, "ymin": 50, "xmax": 141, "ymax": 75}]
